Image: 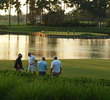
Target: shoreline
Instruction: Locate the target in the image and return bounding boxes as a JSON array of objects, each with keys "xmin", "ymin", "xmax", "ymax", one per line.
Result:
[
  {"xmin": 0, "ymin": 30, "xmax": 110, "ymax": 39},
  {"xmin": 33, "ymin": 32, "xmax": 110, "ymax": 39},
  {"xmin": 46, "ymin": 34, "xmax": 110, "ymax": 39}
]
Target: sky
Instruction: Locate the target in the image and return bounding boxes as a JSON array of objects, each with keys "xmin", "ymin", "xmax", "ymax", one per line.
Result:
[{"xmin": 0, "ymin": 0, "xmax": 72, "ymax": 15}]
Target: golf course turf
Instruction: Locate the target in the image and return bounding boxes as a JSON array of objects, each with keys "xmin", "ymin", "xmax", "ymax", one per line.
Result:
[{"xmin": 1, "ymin": 59, "xmax": 110, "ymax": 100}]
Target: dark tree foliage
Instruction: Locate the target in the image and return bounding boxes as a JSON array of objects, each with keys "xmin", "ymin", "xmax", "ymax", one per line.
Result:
[
  {"xmin": 14, "ymin": 0, "xmax": 21, "ymax": 25},
  {"xmin": 29, "ymin": 0, "xmax": 36, "ymax": 25},
  {"xmin": 0, "ymin": 0, "xmax": 110, "ymax": 26},
  {"xmin": 63, "ymin": 0, "xmax": 109, "ymax": 24},
  {"xmin": 42, "ymin": 10, "xmax": 64, "ymax": 26}
]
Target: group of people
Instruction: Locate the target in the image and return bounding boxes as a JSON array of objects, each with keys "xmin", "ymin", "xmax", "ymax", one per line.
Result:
[{"xmin": 14, "ymin": 52, "xmax": 62, "ymax": 76}]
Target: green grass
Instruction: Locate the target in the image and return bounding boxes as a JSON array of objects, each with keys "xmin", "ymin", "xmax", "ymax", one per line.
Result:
[
  {"xmin": 1, "ymin": 59, "xmax": 110, "ymax": 99},
  {"xmin": 0, "ymin": 20, "xmax": 25, "ymax": 25},
  {"xmin": 0, "ymin": 19, "xmax": 110, "ymax": 35},
  {"xmin": 44, "ymin": 31, "xmax": 108, "ymax": 36},
  {"xmin": 1, "ymin": 73, "xmax": 110, "ymax": 100},
  {"xmin": 0, "ymin": 25, "xmax": 109, "ymax": 36},
  {"xmin": 1, "ymin": 59, "xmax": 110, "ymax": 79}
]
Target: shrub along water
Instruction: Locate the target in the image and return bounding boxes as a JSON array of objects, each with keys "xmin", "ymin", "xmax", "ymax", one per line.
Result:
[{"xmin": 0, "ymin": 71, "xmax": 110, "ymax": 100}]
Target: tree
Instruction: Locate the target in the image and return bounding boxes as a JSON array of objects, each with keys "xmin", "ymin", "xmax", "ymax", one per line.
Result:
[
  {"xmin": 48, "ymin": 0, "xmax": 62, "ymax": 12},
  {"xmin": 64, "ymin": 0, "xmax": 108, "ymax": 27},
  {"xmin": 91, "ymin": 0, "xmax": 108, "ymax": 21},
  {"xmin": 29, "ymin": 0, "xmax": 36, "ymax": 25},
  {"xmin": 36, "ymin": 0, "xmax": 49, "ymax": 23},
  {"xmin": 79, "ymin": 0, "xmax": 108, "ymax": 25},
  {"xmin": 0, "ymin": 0, "xmax": 5, "ymax": 9},
  {"xmin": 25, "ymin": 0, "xmax": 36, "ymax": 25},
  {"xmin": 43, "ymin": 10, "xmax": 64, "ymax": 26},
  {"xmin": 3, "ymin": 0, "xmax": 15, "ymax": 26},
  {"xmin": 25, "ymin": 0, "xmax": 30, "ymax": 25},
  {"xmin": 46, "ymin": 0, "xmax": 63, "ymax": 25},
  {"xmin": 14, "ymin": 0, "xmax": 21, "ymax": 25},
  {"xmin": 35, "ymin": 0, "xmax": 65, "ymax": 26}
]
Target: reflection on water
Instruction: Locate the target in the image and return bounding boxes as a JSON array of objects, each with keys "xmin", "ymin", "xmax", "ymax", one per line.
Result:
[{"xmin": 0, "ymin": 34, "xmax": 110, "ymax": 60}]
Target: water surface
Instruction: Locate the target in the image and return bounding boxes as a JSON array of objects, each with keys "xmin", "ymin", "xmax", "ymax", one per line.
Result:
[{"xmin": 0, "ymin": 34, "xmax": 110, "ymax": 60}]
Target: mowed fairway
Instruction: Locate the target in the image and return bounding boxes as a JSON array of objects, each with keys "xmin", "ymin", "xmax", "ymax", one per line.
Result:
[
  {"xmin": 1, "ymin": 59, "xmax": 110, "ymax": 80},
  {"xmin": 62, "ymin": 59, "xmax": 110, "ymax": 79}
]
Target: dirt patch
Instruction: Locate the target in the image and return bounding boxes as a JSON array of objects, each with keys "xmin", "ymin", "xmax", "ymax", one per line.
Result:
[{"xmin": 32, "ymin": 32, "xmax": 46, "ymax": 37}]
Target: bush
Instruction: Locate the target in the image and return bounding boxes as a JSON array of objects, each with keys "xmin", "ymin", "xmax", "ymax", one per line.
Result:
[
  {"xmin": 79, "ymin": 23, "xmax": 97, "ymax": 27},
  {"xmin": 106, "ymin": 20, "xmax": 110, "ymax": 27},
  {"xmin": 0, "ymin": 25, "xmax": 7, "ymax": 29}
]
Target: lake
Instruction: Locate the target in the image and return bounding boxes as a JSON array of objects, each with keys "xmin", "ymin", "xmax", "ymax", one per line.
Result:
[{"xmin": 0, "ymin": 34, "xmax": 110, "ymax": 60}]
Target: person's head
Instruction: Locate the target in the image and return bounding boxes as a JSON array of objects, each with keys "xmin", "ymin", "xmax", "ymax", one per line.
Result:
[
  {"xmin": 28, "ymin": 52, "xmax": 31, "ymax": 57},
  {"xmin": 54, "ymin": 56, "xmax": 57, "ymax": 60},
  {"xmin": 42, "ymin": 57, "xmax": 46, "ymax": 61},
  {"xmin": 18, "ymin": 53, "xmax": 22, "ymax": 58}
]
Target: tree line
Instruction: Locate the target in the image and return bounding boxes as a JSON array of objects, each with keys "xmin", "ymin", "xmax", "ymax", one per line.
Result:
[{"xmin": 0, "ymin": 0, "xmax": 110, "ymax": 27}]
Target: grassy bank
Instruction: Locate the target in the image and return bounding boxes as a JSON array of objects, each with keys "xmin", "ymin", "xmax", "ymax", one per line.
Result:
[
  {"xmin": 1, "ymin": 59, "xmax": 110, "ymax": 79},
  {"xmin": 1, "ymin": 72, "xmax": 110, "ymax": 100},
  {"xmin": 1, "ymin": 59, "xmax": 110, "ymax": 99},
  {"xmin": 0, "ymin": 25, "xmax": 110, "ymax": 36}
]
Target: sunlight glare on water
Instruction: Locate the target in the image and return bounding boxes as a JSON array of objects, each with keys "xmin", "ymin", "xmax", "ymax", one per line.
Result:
[{"xmin": 0, "ymin": 34, "xmax": 110, "ymax": 60}]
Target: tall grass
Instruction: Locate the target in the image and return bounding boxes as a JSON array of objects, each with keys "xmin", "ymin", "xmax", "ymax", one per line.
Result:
[
  {"xmin": 1, "ymin": 60, "xmax": 110, "ymax": 99},
  {"xmin": 0, "ymin": 71, "xmax": 110, "ymax": 100}
]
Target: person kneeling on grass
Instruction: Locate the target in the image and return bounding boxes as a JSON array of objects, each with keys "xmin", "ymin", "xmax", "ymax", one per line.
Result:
[
  {"xmin": 37, "ymin": 57, "xmax": 48, "ymax": 76},
  {"xmin": 50, "ymin": 56, "xmax": 62, "ymax": 76},
  {"xmin": 14, "ymin": 53, "xmax": 24, "ymax": 72}
]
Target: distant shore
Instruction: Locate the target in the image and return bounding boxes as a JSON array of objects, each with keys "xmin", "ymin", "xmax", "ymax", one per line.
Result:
[{"xmin": 0, "ymin": 25, "xmax": 110, "ymax": 39}]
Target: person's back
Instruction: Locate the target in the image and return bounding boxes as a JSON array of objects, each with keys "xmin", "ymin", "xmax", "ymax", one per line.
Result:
[
  {"xmin": 37, "ymin": 60, "xmax": 47, "ymax": 72},
  {"xmin": 14, "ymin": 53, "xmax": 23, "ymax": 72},
  {"xmin": 51, "ymin": 60, "xmax": 61, "ymax": 73},
  {"xmin": 37, "ymin": 57, "xmax": 48, "ymax": 76},
  {"xmin": 51, "ymin": 56, "xmax": 62, "ymax": 76},
  {"xmin": 14, "ymin": 57, "xmax": 21, "ymax": 68}
]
